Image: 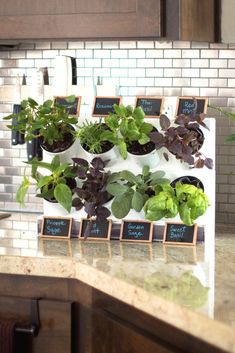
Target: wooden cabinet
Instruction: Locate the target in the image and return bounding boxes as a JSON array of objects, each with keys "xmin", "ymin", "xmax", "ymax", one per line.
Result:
[
  {"xmin": 0, "ymin": 0, "xmax": 218, "ymax": 41},
  {"xmin": 0, "ymin": 295, "xmax": 72, "ymax": 353}
]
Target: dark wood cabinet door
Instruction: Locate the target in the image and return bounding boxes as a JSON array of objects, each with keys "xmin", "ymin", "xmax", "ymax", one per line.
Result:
[
  {"xmin": 0, "ymin": 296, "xmax": 72, "ymax": 353},
  {"xmin": 0, "ymin": 0, "xmax": 162, "ymax": 40},
  {"xmin": 92, "ymin": 309, "xmax": 182, "ymax": 353}
]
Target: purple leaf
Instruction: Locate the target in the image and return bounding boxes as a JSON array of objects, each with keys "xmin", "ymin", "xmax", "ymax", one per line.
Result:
[
  {"xmin": 204, "ymin": 158, "xmax": 214, "ymax": 169},
  {"xmin": 160, "ymin": 114, "xmax": 171, "ymax": 131},
  {"xmin": 91, "ymin": 157, "xmax": 105, "ymax": 170},
  {"xmin": 84, "ymin": 202, "xmax": 96, "ymax": 216},
  {"xmin": 194, "ymin": 158, "xmax": 205, "ymax": 168},
  {"xmin": 72, "ymin": 158, "xmax": 89, "ymax": 168}
]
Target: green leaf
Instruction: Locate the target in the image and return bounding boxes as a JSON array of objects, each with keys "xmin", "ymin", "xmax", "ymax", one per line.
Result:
[
  {"xmin": 138, "ymin": 133, "xmax": 150, "ymax": 145},
  {"xmin": 65, "ymin": 95, "xmax": 76, "ymax": 103},
  {"xmin": 37, "ymin": 176, "xmax": 53, "ymax": 189},
  {"xmin": 142, "ymin": 165, "xmax": 150, "ymax": 177},
  {"xmin": 140, "ymin": 122, "xmax": 153, "ymax": 134},
  {"xmin": 225, "ymin": 134, "xmax": 235, "ymax": 142},
  {"xmin": 51, "ymin": 155, "xmax": 61, "ymax": 171},
  {"xmin": 118, "ymin": 140, "xmax": 127, "ymax": 160},
  {"xmin": 107, "ymin": 172, "xmax": 121, "ymax": 183},
  {"xmin": 119, "ymin": 170, "xmax": 137, "ymax": 184},
  {"xmin": 132, "ymin": 191, "xmax": 144, "ymax": 212},
  {"xmin": 120, "ymin": 119, "xmax": 128, "ymax": 137},
  {"xmin": 106, "ymin": 183, "xmax": 129, "ymax": 196},
  {"xmin": 111, "ymin": 193, "xmax": 132, "ymax": 218},
  {"xmin": 179, "ymin": 204, "xmax": 193, "ymax": 226},
  {"xmin": 16, "ymin": 176, "xmax": 30, "ymax": 206},
  {"xmin": 54, "ymin": 184, "xmax": 72, "ymax": 213}
]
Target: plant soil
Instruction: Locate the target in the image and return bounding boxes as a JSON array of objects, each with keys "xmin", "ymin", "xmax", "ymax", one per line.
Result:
[
  {"xmin": 127, "ymin": 126, "xmax": 157, "ymax": 156},
  {"xmin": 41, "ymin": 131, "xmax": 75, "ymax": 153},
  {"xmin": 171, "ymin": 176, "xmax": 204, "ymax": 191},
  {"xmin": 82, "ymin": 140, "xmax": 114, "ymax": 154}
]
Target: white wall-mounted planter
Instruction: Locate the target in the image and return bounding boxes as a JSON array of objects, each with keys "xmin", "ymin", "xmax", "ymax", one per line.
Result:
[
  {"xmin": 43, "ymin": 199, "xmax": 73, "ymax": 216},
  {"xmin": 127, "ymin": 149, "xmax": 161, "ymax": 169},
  {"xmin": 42, "ymin": 139, "xmax": 79, "ymax": 164},
  {"xmin": 80, "ymin": 144, "xmax": 119, "ymax": 166}
]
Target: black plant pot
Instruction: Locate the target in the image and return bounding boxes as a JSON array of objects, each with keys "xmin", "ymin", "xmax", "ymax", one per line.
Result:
[
  {"xmin": 171, "ymin": 176, "xmax": 204, "ymax": 191},
  {"xmin": 11, "ymin": 104, "xmax": 25, "ymax": 145}
]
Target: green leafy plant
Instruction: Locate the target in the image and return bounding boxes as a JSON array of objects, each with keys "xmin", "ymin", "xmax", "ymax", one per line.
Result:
[
  {"xmin": 16, "ymin": 155, "xmax": 76, "ymax": 212},
  {"xmin": 101, "ymin": 104, "xmax": 154, "ymax": 159},
  {"xmin": 4, "ymin": 96, "xmax": 78, "ymax": 152},
  {"xmin": 150, "ymin": 113, "xmax": 213, "ymax": 169},
  {"xmin": 106, "ymin": 165, "xmax": 169, "ymax": 219},
  {"xmin": 175, "ymin": 182, "xmax": 209, "ymax": 226},
  {"xmin": 75, "ymin": 120, "xmax": 113, "ymax": 154},
  {"xmin": 144, "ymin": 181, "xmax": 209, "ymax": 226},
  {"xmin": 144, "ymin": 183, "xmax": 179, "ymax": 221}
]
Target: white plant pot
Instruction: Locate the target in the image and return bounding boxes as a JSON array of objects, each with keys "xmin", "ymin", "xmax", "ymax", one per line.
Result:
[
  {"xmin": 81, "ymin": 144, "xmax": 118, "ymax": 166},
  {"xmin": 42, "ymin": 139, "xmax": 79, "ymax": 164},
  {"xmin": 43, "ymin": 199, "xmax": 73, "ymax": 216},
  {"xmin": 127, "ymin": 149, "xmax": 161, "ymax": 169}
]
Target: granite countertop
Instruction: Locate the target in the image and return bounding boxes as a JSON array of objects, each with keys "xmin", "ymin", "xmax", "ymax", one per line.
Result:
[{"xmin": 0, "ymin": 212, "xmax": 234, "ymax": 352}]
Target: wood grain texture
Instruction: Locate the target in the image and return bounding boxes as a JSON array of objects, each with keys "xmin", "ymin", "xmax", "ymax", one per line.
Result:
[{"xmin": 0, "ymin": 0, "xmax": 162, "ymax": 39}]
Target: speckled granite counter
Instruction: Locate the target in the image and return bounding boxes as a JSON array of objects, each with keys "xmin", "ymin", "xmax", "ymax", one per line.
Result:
[{"xmin": 0, "ymin": 212, "xmax": 234, "ymax": 352}]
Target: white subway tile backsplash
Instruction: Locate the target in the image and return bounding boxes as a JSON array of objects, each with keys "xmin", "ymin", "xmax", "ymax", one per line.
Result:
[
  {"xmin": 59, "ymin": 49, "xmax": 76, "ymax": 57},
  {"xmin": 219, "ymin": 69, "xmax": 235, "ymax": 78},
  {"xmin": 137, "ymin": 59, "xmax": 154, "ymax": 67},
  {"xmin": 68, "ymin": 41, "xmax": 84, "ymax": 49},
  {"xmin": 200, "ymin": 68, "xmax": 218, "ymax": 77},
  {"xmin": 164, "ymin": 49, "xmax": 181, "ymax": 58},
  {"xmin": 111, "ymin": 68, "xmax": 128, "ymax": 77},
  {"xmin": 111, "ymin": 50, "xmax": 128, "ymax": 58},
  {"xmin": 119, "ymin": 77, "xmax": 137, "ymax": 86},
  {"xmin": 10, "ymin": 51, "xmax": 26, "ymax": 59},
  {"xmin": 173, "ymin": 78, "xmax": 190, "ymax": 87},
  {"xmin": 182, "ymin": 68, "xmax": 200, "ymax": 77},
  {"xmin": 137, "ymin": 41, "xmax": 154, "ymax": 49},
  {"xmin": 200, "ymin": 87, "xmax": 218, "ymax": 96},
  {"xmin": 182, "ymin": 50, "xmax": 200, "ymax": 58},
  {"xmin": 76, "ymin": 59, "xmax": 85, "ymax": 67},
  {"xmin": 85, "ymin": 59, "xmax": 102, "ymax": 67},
  {"xmin": 173, "ymin": 41, "xmax": 190, "ymax": 49},
  {"xmin": 155, "ymin": 59, "xmax": 172, "ymax": 67},
  {"xmin": 129, "ymin": 50, "xmax": 145, "ymax": 58},
  {"xmin": 26, "ymin": 50, "xmax": 43, "ymax": 59},
  {"xmin": 210, "ymin": 78, "xmax": 227, "ymax": 87},
  {"xmin": 102, "ymin": 41, "xmax": 119, "ymax": 49},
  {"xmin": 85, "ymin": 41, "xmax": 102, "ymax": 49},
  {"xmin": 137, "ymin": 78, "xmax": 154, "ymax": 86},
  {"xmin": 163, "ymin": 87, "xmax": 181, "ymax": 96},
  {"xmin": 164, "ymin": 68, "xmax": 181, "ymax": 77},
  {"xmin": 173, "ymin": 58, "xmax": 190, "ymax": 67},
  {"xmin": 182, "ymin": 88, "xmax": 200, "ymax": 96},
  {"xmin": 76, "ymin": 49, "xmax": 93, "ymax": 58},
  {"xmin": 51, "ymin": 41, "xmax": 68, "ymax": 49},
  {"xmin": 128, "ymin": 87, "xmax": 146, "ymax": 96},
  {"xmin": 191, "ymin": 59, "xmax": 209, "ymax": 68},
  {"xmin": 42, "ymin": 50, "xmax": 59, "ymax": 58},
  {"xmin": 228, "ymin": 79, "xmax": 235, "ymax": 87},
  {"xmin": 119, "ymin": 59, "xmax": 137, "ymax": 67},
  {"xmin": 128, "ymin": 68, "xmax": 146, "ymax": 77},
  {"xmin": 102, "ymin": 59, "xmax": 120, "ymax": 67},
  {"xmin": 120, "ymin": 41, "xmax": 136, "ymax": 49},
  {"xmin": 145, "ymin": 68, "xmax": 163, "ymax": 77},
  {"xmin": 191, "ymin": 78, "xmax": 208, "ymax": 87},
  {"xmin": 155, "ymin": 41, "xmax": 172, "ymax": 49},
  {"xmin": 219, "ymin": 50, "xmax": 235, "ymax": 59},
  {"xmin": 146, "ymin": 50, "xmax": 163, "ymax": 58},
  {"xmin": 219, "ymin": 88, "xmax": 235, "ymax": 97},
  {"xmin": 201, "ymin": 50, "xmax": 219, "ymax": 58},
  {"xmin": 35, "ymin": 42, "xmax": 51, "ymax": 50},
  {"xmin": 155, "ymin": 77, "xmax": 172, "ymax": 86},
  {"xmin": 210, "ymin": 59, "xmax": 227, "ymax": 68},
  {"xmin": 191, "ymin": 42, "xmax": 209, "ymax": 49},
  {"xmin": 228, "ymin": 60, "xmax": 235, "ymax": 68},
  {"xmin": 94, "ymin": 68, "xmax": 111, "ymax": 77},
  {"xmin": 94, "ymin": 50, "xmax": 111, "ymax": 58}
]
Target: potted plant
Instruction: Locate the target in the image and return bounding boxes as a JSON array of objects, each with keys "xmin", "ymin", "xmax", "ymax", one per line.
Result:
[
  {"xmin": 75, "ymin": 120, "xmax": 117, "ymax": 163},
  {"xmin": 71, "ymin": 157, "xmax": 112, "ymax": 237},
  {"xmin": 144, "ymin": 181, "xmax": 209, "ymax": 226},
  {"xmin": 16, "ymin": 155, "xmax": 76, "ymax": 214},
  {"xmin": 101, "ymin": 104, "xmax": 160, "ymax": 167},
  {"xmin": 4, "ymin": 96, "xmax": 78, "ymax": 163},
  {"xmin": 150, "ymin": 113, "xmax": 213, "ymax": 169},
  {"xmin": 106, "ymin": 165, "xmax": 169, "ymax": 219}
]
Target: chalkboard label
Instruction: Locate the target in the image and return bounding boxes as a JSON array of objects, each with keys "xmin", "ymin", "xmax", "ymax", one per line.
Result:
[
  {"xmin": 120, "ymin": 220, "xmax": 153, "ymax": 243},
  {"xmin": 135, "ymin": 97, "xmax": 163, "ymax": 118},
  {"xmin": 163, "ymin": 222, "xmax": 197, "ymax": 246},
  {"xmin": 79, "ymin": 219, "xmax": 112, "ymax": 240},
  {"xmin": 176, "ymin": 97, "xmax": 208, "ymax": 116},
  {"xmin": 41, "ymin": 216, "xmax": 73, "ymax": 239},
  {"xmin": 92, "ymin": 96, "xmax": 121, "ymax": 117},
  {"xmin": 54, "ymin": 96, "xmax": 81, "ymax": 116}
]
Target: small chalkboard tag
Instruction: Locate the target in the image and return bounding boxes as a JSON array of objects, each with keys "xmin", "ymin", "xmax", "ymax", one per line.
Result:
[
  {"xmin": 54, "ymin": 96, "xmax": 81, "ymax": 116},
  {"xmin": 176, "ymin": 97, "xmax": 208, "ymax": 116},
  {"xmin": 41, "ymin": 216, "xmax": 73, "ymax": 239},
  {"xmin": 92, "ymin": 96, "xmax": 121, "ymax": 117},
  {"xmin": 163, "ymin": 222, "xmax": 197, "ymax": 246},
  {"xmin": 79, "ymin": 219, "xmax": 112, "ymax": 240},
  {"xmin": 135, "ymin": 97, "xmax": 163, "ymax": 118},
  {"xmin": 120, "ymin": 220, "xmax": 153, "ymax": 243}
]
